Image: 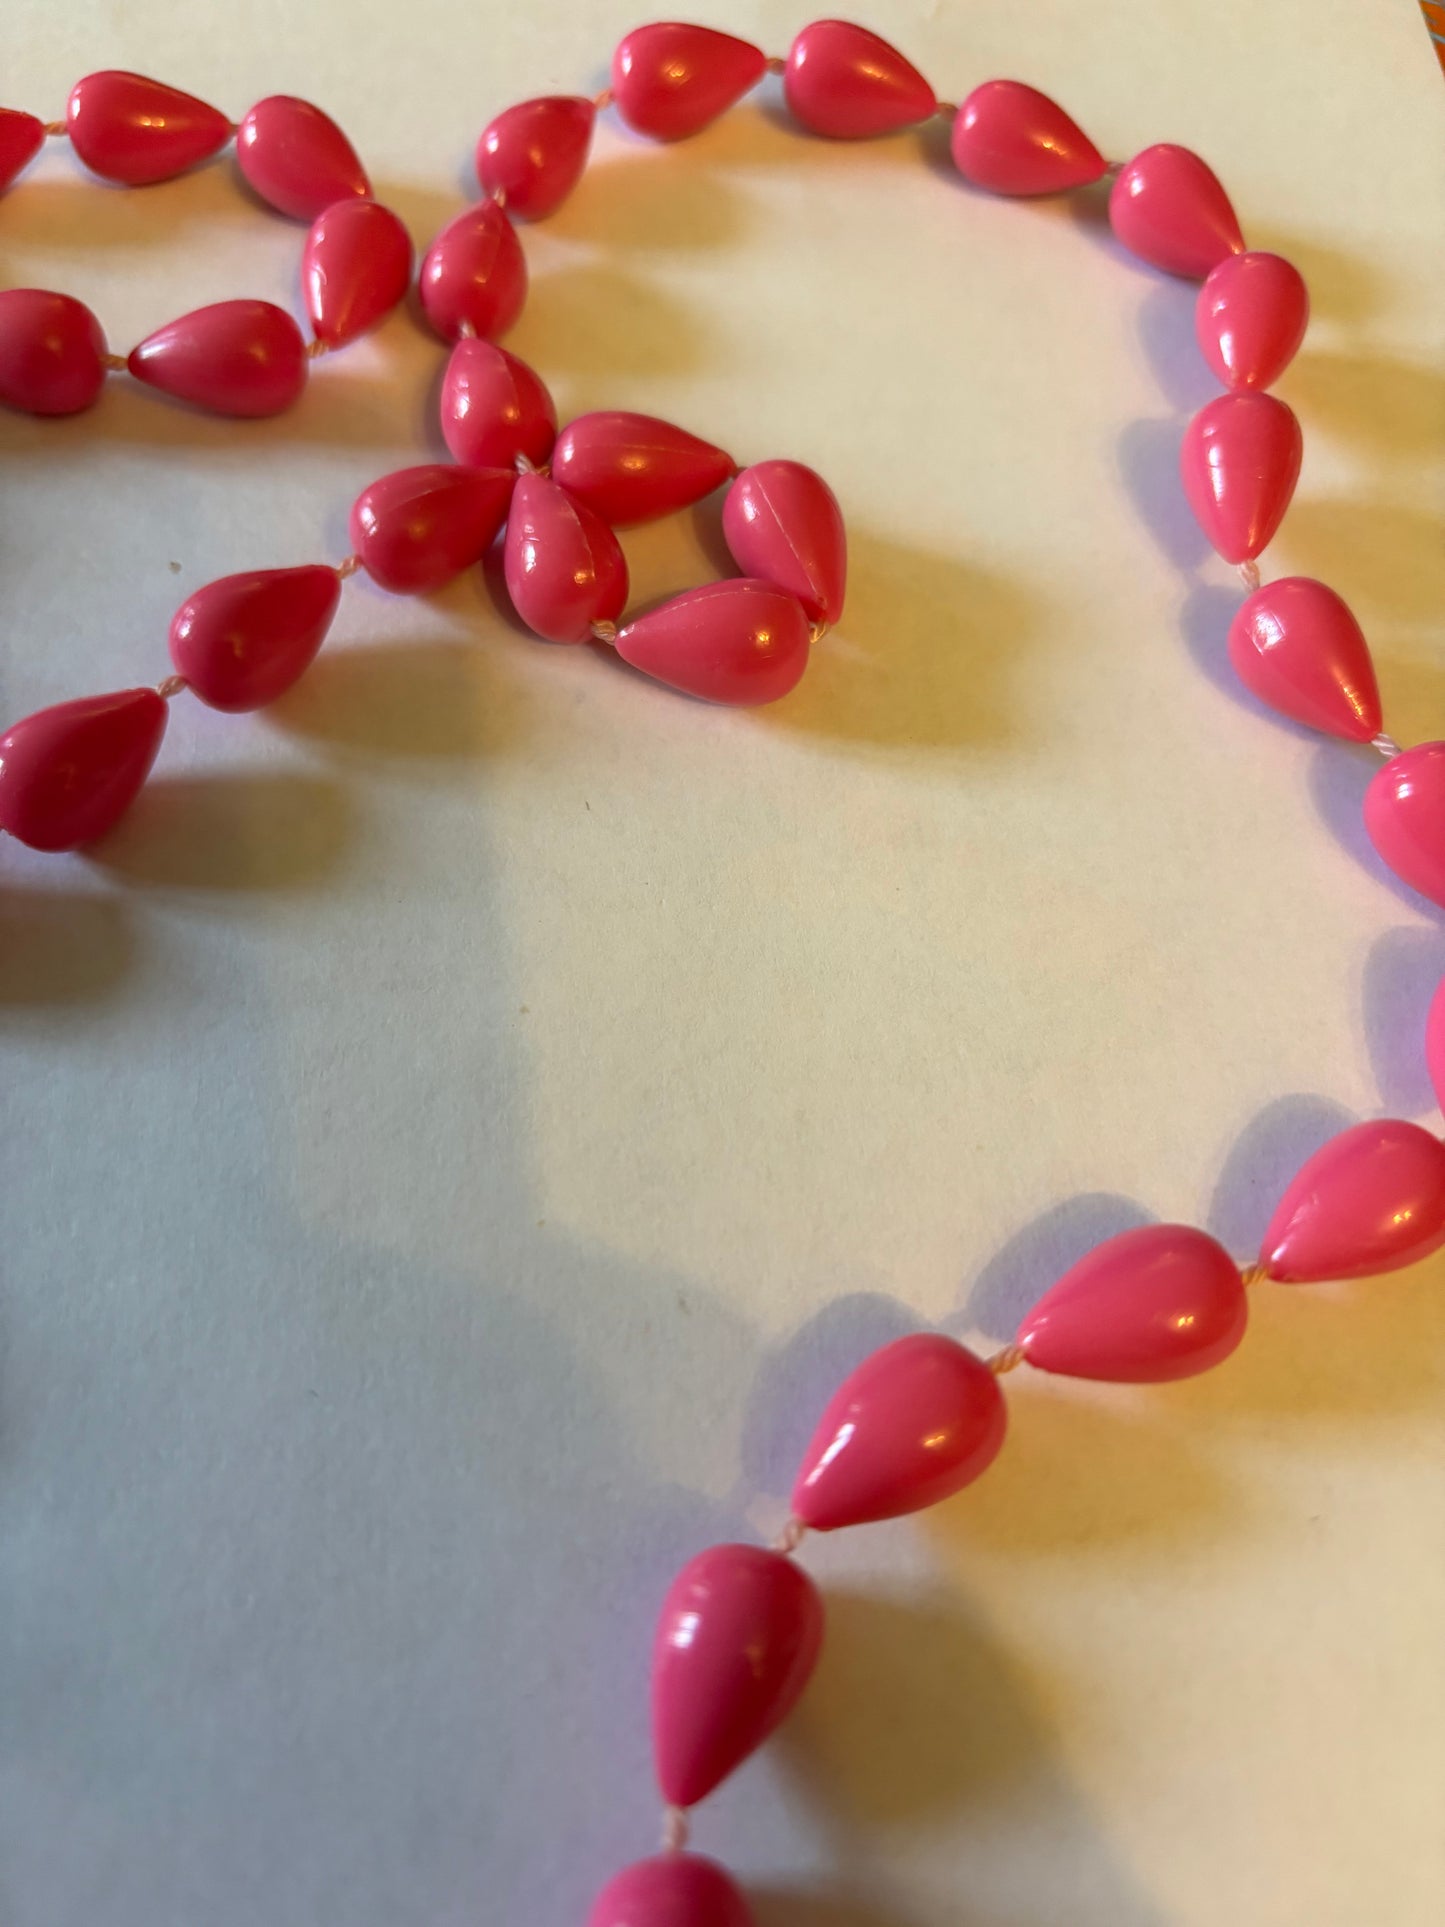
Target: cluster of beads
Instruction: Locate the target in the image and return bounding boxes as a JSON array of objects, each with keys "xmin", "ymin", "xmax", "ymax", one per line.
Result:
[
  {"xmin": 2, "ymin": 21, "xmax": 1443, "ymax": 1922},
  {"xmin": 0, "ymin": 74, "xmax": 411, "ymax": 417}
]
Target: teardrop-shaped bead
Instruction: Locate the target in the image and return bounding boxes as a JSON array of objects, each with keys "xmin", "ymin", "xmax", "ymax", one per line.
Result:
[
  {"xmin": 66, "ymin": 71, "xmax": 231, "ymax": 186},
  {"xmin": 1227, "ymin": 577, "xmax": 1381, "ymax": 742},
  {"xmin": 440, "ymin": 337, "xmax": 556, "ymax": 471},
  {"xmin": 949, "ymin": 80, "xmax": 1106, "ymax": 195},
  {"xmin": 0, "ymin": 289, "xmax": 108, "ymax": 416},
  {"xmin": 652, "ymin": 1544, "xmax": 823, "ymax": 1808},
  {"xmin": 302, "ymin": 199, "xmax": 412, "ymax": 347},
  {"xmin": 614, "ymin": 580, "xmax": 811, "ymax": 706},
  {"xmin": 168, "ymin": 565, "xmax": 342, "ymax": 711},
  {"xmin": 722, "ymin": 459, "xmax": 847, "ymax": 624},
  {"xmin": 1196, "ymin": 251, "xmax": 1309, "ymax": 391},
  {"xmin": 587, "ymin": 1854, "xmax": 754, "ymax": 1927},
  {"xmin": 127, "ymin": 299, "xmax": 308, "ymax": 418},
  {"xmin": 792, "ymin": 1333, "xmax": 1005, "ymax": 1531},
  {"xmin": 610, "ymin": 23, "xmax": 767, "ymax": 141},
  {"xmin": 1425, "ymin": 976, "xmax": 1445, "ymax": 1119},
  {"xmin": 1179, "ymin": 392, "xmax": 1301, "ymax": 563},
  {"xmin": 784, "ymin": 20, "xmax": 937, "ymax": 138},
  {"xmin": 0, "ymin": 689, "xmax": 167, "ymax": 851},
  {"xmin": 1364, "ymin": 743, "xmax": 1445, "ymax": 912},
  {"xmin": 551, "ymin": 411, "xmax": 735, "ymax": 525},
  {"xmin": 504, "ymin": 473, "xmax": 628, "ymax": 643},
  {"xmin": 418, "ymin": 200, "xmax": 527, "ymax": 344},
  {"xmin": 349, "ymin": 463, "xmax": 514, "ymax": 595},
  {"xmin": 475, "ymin": 95, "xmax": 594, "ymax": 220},
  {"xmin": 1018, "ymin": 1225, "xmax": 1248, "ymax": 1381},
  {"xmin": 235, "ymin": 95, "xmax": 369, "ymax": 222},
  {"xmin": 1109, "ymin": 143, "xmax": 1245, "ymax": 280},
  {"xmin": 1260, "ymin": 1119, "xmax": 1445, "ymax": 1282},
  {"xmin": 0, "ymin": 108, "xmax": 46, "ymax": 194}
]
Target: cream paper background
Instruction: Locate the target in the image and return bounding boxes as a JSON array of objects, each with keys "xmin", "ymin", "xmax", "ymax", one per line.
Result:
[{"xmin": 1, "ymin": 3, "xmax": 1442, "ymax": 1922}]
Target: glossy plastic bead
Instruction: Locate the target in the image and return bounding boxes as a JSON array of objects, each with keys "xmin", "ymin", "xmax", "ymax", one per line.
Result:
[
  {"xmin": 418, "ymin": 200, "xmax": 527, "ymax": 344},
  {"xmin": 439, "ymin": 338, "xmax": 556, "ymax": 471},
  {"xmin": 66, "ymin": 71, "xmax": 231, "ymax": 186},
  {"xmin": 0, "ymin": 108, "xmax": 46, "ymax": 194},
  {"xmin": 0, "ymin": 689, "xmax": 167, "ymax": 851},
  {"xmin": 551, "ymin": 411, "xmax": 734, "ymax": 526},
  {"xmin": 610, "ymin": 23, "xmax": 767, "ymax": 141},
  {"xmin": 1018, "ymin": 1224, "xmax": 1247, "ymax": 1382},
  {"xmin": 615, "ymin": 580, "xmax": 811, "ymax": 706},
  {"xmin": 1109, "ymin": 143, "xmax": 1245, "ymax": 280},
  {"xmin": 168, "ymin": 566, "xmax": 341, "ymax": 711},
  {"xmin": 235, "ymin": 95, "xmax": 369, "ymax": 221},
  {"xmin": 949, "ymin": 80, "xmax": 1106, "ymax": 196},
  {"xmin": 792, "ymin": 1333, "xmax": 1005, "ymax": 1531},
  {"xmin": 1196, "ymin": 251, "xmax": 1309, "ymax": 391},
  {"xmin": 127, "ymin": 300, "xmax": 308, "ymax": 418},
  {"xmin": 1425, "ymin": 976, "xmax": 1445, "ymax": 1118},
  {"xmin": 349, "ymin": 463, "xmax": 514, "ymax": 595},
  {"xmin": 784, "ymin": 20, "xmax": 937, "ymax": 138},
  {"xmin": 1179, "ymin": 392, "xmax": 1301, "ymax": 564},
  {"xmin": 475, "ymin": 95, "xmax": 594, "ymax": 221},
  {"xmin": 587, "ymin": 1854, "xmax": 754, "ymax": 1927},
  {"xmin": 302, "ymin": 199, "xmax": 412, "ymax": 347},
  {"xmin": 1364, "ymin": 743, "xmax": 1445, "ymax": 912},
  {"xmin": 722, "ymin": 459, "xmax": 847, "ymax": 625},
  {"xmin": 1260, "ymin": 1119, "xmax": 1445, "ymax": 1282},
  {"xmin": 504, "ymin": 473, "xmax": 628, "ymax": 644},
  {"xmin": 0, "ymin": 289, "xmax": 108, "ymax": 416},
  {"xmin": 1228, "ymin": 577, "xmax": 1381, "ymax": 742},
  {"xmin": 652, "ymin": 1543, "xmax": 823, "ymax": 1808}
]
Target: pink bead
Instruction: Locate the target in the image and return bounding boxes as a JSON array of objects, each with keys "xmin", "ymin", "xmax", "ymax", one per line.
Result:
[
  {"xmin": 1109, "ymin": 143, "xmax": 1245, "ymax": 280},
  {"xmin": 0, "ymin": 108, "xmax": 46, "ymax": 193},
  {"xmin": 550, "ymin": 412, "xmax": 735, "ymax": 526},
  {"xmin": 235, "ymin": 95, "xmax": 369, "ymax": 222},
  {"xmin": 721, "ymin": 459, "xmax": 847, "ymax": 625},
  {"xmin": 1018, "ymin": 1225, "xmax": 1248, "ymax": 1382},
  {"xmin": 615, "ymin": 580, "xmax": 812, "ymax": 706},
  {"xmin": 0, "ymin": 689, "xmax": 167, "ymax": 851},
  {"xmin": 949, "ymin": 80, "xmax": 1106, "ymax": 196},
  {"xmin": 1426, "ymin": 976, "xmax": 1445, "ymax": 1119},
  {"xmin": 348, "ymin": 463, "xmax": 514, "ymax": 595},
  {"xmin": 1364, "ymin": 743, "xmax": 1445, "ymax": 912},
  {"xmin": 1179, "ymin": 392, "xmax": 1301, "ymax": 564},
  {"xmin": 1227, "ymin": 577, "xmax": 1381, "ymax": 742},
  {"xmin": 652, "ymin": 1543, "xmax": 823, "ymax": 1808},
  {"xmin": 0, "ymin": 289, "xmax": 107, "ymax": 416},
  {"xmin": 418, "ymin": 200, "xmax": 527, "ymax": 344},
  {"xmin": 792, "ymin": 1333, "xmax": 1005, "ymax": 1531},
  {"xmin": 785, "ymin": 20, "xmax": 937, "ymax": 138},
  {"xmin": 504, "ymin": 473, "xmax": 628, "ymax": 644},
  {"xmin": 302, "ymin": 199, "xmax": 412, "ymax": 347},
  {"xmin": 127, "ymin": 300, "xmax": 307, "ymax": 418},
  {"xmin": 475, "ymin": 96, "xmax": 594, "ymax": 221},
  {"xmin": 1196, "ymin": 251, "xmax": 1309, "ymax": 391},
  {"xmin": 587, "ymin": 1854, "xmax": 754, "ymax": 1927},
  {"xmin": 610, "ymin": 23, "xmax": 767, "ymax": 141},
  {"xmin": 168, "ymin": 566, "xmax": 341, "ymax": 711},
  {"xmin": 439, "ymin": 337, "xmax": 556, "ymax": 471},
  {"xmin": 66, "ymin": 71, "xmax": 231, "ymax": 186},
  {"xmin": 1260, "ymin": 1119, "xmax": 1445, "ymax": 1282}
]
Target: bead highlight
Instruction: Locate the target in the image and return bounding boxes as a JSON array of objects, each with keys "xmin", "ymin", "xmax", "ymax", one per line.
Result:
[
  {"xmin": 652, "ymin": 1543, "xmax": 823, "ymax": 1807},
  {"xmin": 1018, "ymin": 1224, "xmax": 1248, "ymax": 1382},
  {"xmin": 792, "ymin": 1333, "xmax": 1006, "ymax": 1529}
]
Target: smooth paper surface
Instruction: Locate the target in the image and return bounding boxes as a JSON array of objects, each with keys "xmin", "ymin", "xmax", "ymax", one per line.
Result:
[{"xmin": 2, "ymin": 4, "xmax": 1443, "ymax": 1923}]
